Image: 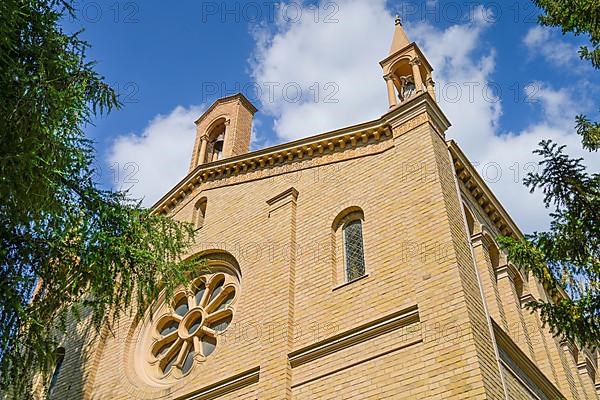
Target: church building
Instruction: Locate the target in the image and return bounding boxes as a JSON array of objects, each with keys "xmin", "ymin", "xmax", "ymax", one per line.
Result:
[{"xmin": 46, "ymin": 18, "xmax": 599, "ymax": 400}]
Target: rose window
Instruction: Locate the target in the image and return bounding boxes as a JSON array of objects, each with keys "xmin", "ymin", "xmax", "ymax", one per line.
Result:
[{"xmin": 147, "ymin": 272, "xmax": 238, "ymax": 378}]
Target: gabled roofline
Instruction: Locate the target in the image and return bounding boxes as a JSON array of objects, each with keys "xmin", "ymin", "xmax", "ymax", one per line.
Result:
[
  {"xmin": 194, "ymin": 93, "xmax": 258, "ymax": 125},
  {"xmin": 379, "ymin": 42, "xmax": 434, "ymax": 72},
  {"xmin": 152, "ymin": 115, "xmax": 390, "ymax": 211},
  {"xmin": 448, "ymin": 139, "xmax": 522, "ymax": 239},
  {"xmin": 448, "ymin": 140, "xmax": 570, "ymax": 301},
  {"xmin": 153, "ymin": 93, "xmax": 447, "ymax": 212}
]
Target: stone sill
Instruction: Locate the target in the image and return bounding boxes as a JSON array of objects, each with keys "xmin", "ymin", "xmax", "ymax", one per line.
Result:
[{"xmin": 332, "ymin": 274, "xmax": 369, "ymax": 291}]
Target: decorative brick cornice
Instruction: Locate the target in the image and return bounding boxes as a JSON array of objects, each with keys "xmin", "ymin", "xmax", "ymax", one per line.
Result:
[
  {"xmin": 154, "ymin": 122, "xmax": 392, "ymax": 213},
  {"xmin": 153, "ymin": 93, "xmax": 447, "ymax": 214},
  {"xmin": 448, "ymin": 140, "xmax": 522, "ymax": 239},
  {"xmin": 386, "ymin": 92, "xmax": 450, "ymax": 137},
  {"xmin": 449, "ymin": 141, "xmax": 574, "ymax": 305}
]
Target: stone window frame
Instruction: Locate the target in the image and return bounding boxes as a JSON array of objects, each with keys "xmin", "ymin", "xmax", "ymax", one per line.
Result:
[
  {"xmin": 133, "ymin": 252, "xmax": 241, "ymax": 382},
  {"xmin": 332, "ymin": 207, "xmax": 368, "ymax": 287},
  {"xmin": 343, "ymin": 219, "xmax": 366, "ymax": 281}
]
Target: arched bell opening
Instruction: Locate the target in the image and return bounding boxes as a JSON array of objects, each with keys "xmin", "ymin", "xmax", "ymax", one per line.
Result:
[
  {"xmin": 380, "ymin": 18, "xmax": 436, "ymax": 108},
  {"xmin": 390, "ymin": 61, "xmax": 416, "ymax": 103},
  {"xmin": 206, "ymin": 118, "xmax": 227, "ymax": 163}
]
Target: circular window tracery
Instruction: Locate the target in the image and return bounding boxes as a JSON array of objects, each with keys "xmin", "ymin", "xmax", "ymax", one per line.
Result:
[{"xmin": 145, "ymin": 271, "xmax": 239, "ymax": 379}]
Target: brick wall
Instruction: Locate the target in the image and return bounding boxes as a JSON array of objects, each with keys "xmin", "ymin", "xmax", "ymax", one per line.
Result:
[{"xmin": 43, "ymin": 94, "xmax": 598, "ymax": 400}]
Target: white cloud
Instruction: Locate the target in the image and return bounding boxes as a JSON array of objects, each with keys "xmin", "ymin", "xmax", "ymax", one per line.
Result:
[
  {"xmin": 106, "ymin": 0, "xmax": 598, "ymax": 233},
  {"xmin": 410, "ymin": 6, "xmax": 500, "ymax": 152},
  {"xmin": 418, "ymin": 23, "xmax": 598, "ymax": 233},
  {"xmin": 249, "ymin": 0, "xmax": 598, "ymax": 233},
  {"xmin": 451, "ymin": 81, "xmax": 599, "ymax": 232},
  {"xmin": 250, "ymin": 1, "xmax": 501, "ymax": 148},
  {"xmin": 523, "ymin": 26, "xmax": 579, "ymax": 67},
  {"xmin": 107, "ymin": 105, "xmax": 205, "ymax": 207},
  {"xmin": 250, "ymin": 0, "xmax": 393, "ymax": 141}
]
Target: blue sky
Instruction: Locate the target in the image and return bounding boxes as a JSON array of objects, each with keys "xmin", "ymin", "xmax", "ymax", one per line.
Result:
[{"xmin": 63, "ymin": 0, "xmax": 599, "ymax": 233}]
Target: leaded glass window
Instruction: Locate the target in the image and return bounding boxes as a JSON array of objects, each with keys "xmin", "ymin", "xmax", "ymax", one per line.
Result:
[
  {"xmin": 147, "ymin": 272, "xmax": 238, "ymax": 378},
  {"xmin": 344, "ymin": 220, "xmax": 365, "ymax": 281}
]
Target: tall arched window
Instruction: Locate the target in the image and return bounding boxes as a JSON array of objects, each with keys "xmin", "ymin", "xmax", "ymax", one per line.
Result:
[
  {"xmin": 193, "ymin": 197, "xmax": 207, "ymax": 230},
  {"xmin": 332, "ymin": 207, "xmax": 367, "ymax": 285},
  {"xmin": 343, "ymin": 220, "xmax": 366, "ymax": 281},
  {"xmin": 48, "ymin": 347, "xmax": 65, "ymax": 397}
]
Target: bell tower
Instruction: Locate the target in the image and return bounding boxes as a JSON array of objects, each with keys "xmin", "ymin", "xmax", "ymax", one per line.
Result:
[
  {"xmin": 189, "ymin": 93, "xmax": 258, "ymax": 172},
  {"xmin": 380, "ymin": 16, "xmax": 436, "ymax": 108}
]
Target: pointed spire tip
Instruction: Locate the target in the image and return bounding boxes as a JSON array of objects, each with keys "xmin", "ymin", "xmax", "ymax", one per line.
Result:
[{"xmin": 389, "ymin": 14, "xmax": 410, "ymax": 54}]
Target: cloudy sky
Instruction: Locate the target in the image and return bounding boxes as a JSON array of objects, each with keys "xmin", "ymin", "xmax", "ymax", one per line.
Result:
[{"xmin": 69, "ymin": 0, "xmax": 599, "ymax": 233}]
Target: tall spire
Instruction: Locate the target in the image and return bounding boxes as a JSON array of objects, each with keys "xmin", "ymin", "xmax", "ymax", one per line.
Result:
[
  {"xmin": 380, "ymin": 15, "xmax": 436, "ymax": 108},
  {"xmin": 389, "ymin": 15, "xmax": 411, "ymax": 55}
]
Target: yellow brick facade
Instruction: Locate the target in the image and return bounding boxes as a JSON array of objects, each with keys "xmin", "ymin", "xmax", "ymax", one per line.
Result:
[{"xmin": 43, "ymin": 25, "xmax": 599, "ymax": 400}]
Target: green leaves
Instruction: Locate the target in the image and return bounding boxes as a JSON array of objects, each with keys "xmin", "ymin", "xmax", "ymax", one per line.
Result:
[
  {"xmin": 505, "ymin": 3, "xmax": 600, "ymax": 347},
  {"xmin": 531, "ymin": 0, "xmax": 599, "ymax": 161},
  {"xmin": 499, "ymin": 139, "xmax": 600, "ymax": 348},
  {"xmin": 576, "ymin": 115, "xmax": 600, "ymax": 152},
  {"xmin": 0, "ymin": 0, "xmax": 199, "ymax": 397},
  {"xmin": 533, "ymin": 0, "xmax": 599, "ymax": 69}
]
